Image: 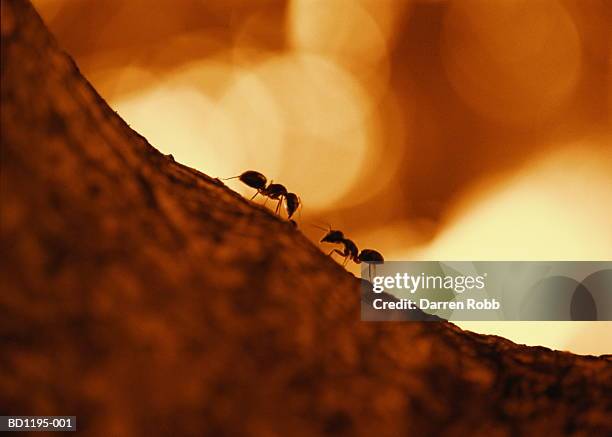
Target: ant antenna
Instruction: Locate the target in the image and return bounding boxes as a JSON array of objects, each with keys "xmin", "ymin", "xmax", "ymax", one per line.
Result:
[
  {"xmin": 221, "ymin": 176, "xmax": 240, "ymax": 180},
  {"xmin": 310, "ymin": 223, "xmax": 331, "ymax": 232}
]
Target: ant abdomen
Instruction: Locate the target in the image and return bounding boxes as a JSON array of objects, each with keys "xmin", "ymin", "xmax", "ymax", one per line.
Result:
[
  {"xmin": 357, "ymin": 249, "xmax": 384, "ymax": 264},
  {"xmin": 285, "ymin": 193, "xmax": 300, "ymax": 219},
  {"xmin": 358, "ymin": 249, "xmax": 384, "ymax": 280}
]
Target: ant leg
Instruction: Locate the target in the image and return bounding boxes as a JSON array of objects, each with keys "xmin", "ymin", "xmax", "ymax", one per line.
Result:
[
  {"xmin": 341, "ymin": 248, "xmax": 352, "ymax": 266},
  {"xmin": 263, "ymin": 197, "xmax": 269, "ymax": 206},
  {"xmin": 250, "ymin": 191, "xmax": 259, "ymax": 201},
  {"xmin": 368, "ymin": 264, "xmax": 372, "ymax": 281},
  {"xmin": 275, "ymin": 199, "xmax": 282, "ymax": 215}
]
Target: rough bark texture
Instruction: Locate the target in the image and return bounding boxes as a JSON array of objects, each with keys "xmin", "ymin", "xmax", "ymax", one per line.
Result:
[{"xmin": 1, "ymin": 1, "xmax": 611, "ymax": 436}]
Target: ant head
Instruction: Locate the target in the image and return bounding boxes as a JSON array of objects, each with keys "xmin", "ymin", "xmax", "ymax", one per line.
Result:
[
  {"xmin": 321, "ymin": 229, "xmax": 344, "ymax": 243},
  {"xmin": 239, "ymin": 170, "xmax": 267, "ymax": 190},
  {"xmin": 311, "ymin": 223, "xmax": 343, "ymax": 242}
]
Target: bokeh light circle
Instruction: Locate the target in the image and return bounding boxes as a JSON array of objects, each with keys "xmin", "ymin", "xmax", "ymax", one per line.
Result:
[
  {"xmin": 441, "ymin": 0, "xmax": 581, "ymax": 124},
  {"xmin": 113, "ymin": 84, "xmax": 248, "ymax": 180},
  {"xmin": 251, "ymin": 53, "xmax": 373, "ymax": 210}
]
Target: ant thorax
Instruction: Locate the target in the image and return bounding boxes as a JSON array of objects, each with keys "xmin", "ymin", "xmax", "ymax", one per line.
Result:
[
  {"xmin": 342, "ymin": 239, "xmax": 359, "ymax": 260},
  {"xmin": 263, "ymin": 183, "xmax": 287, "ymax": 199}
]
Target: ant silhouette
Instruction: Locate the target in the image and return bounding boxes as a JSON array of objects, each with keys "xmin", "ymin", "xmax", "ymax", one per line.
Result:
[
  {"xmin": 317, "ymin": 226, "xmax": 358, "ymax": 265},
  {"xmin": 224, "ymin": 170, "xmax": 300, "ymax": 219},
  {"xmin": 314, "ymin": 225, "xmax": 384, "ymax": 278}
]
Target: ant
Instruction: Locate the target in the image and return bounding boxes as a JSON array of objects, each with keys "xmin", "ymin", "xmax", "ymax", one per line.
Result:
[
  {"xmin": 315, "ymin": 225, "xmax": 384, "ymax": 277},
  {"xmin": 224, "ymin": 170, "xmax": 300, "ymax": 219},
  {"xmin": 319, "ymin": 227, "xmax": 358, "ymax": 265}
]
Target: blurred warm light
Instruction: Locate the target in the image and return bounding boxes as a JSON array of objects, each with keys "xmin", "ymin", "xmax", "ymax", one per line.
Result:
[
  {"xmin": 89, "ymin": 65, "xmax": 157, "ymax": 101},
  {"xmin": 288, "ymin": 0, "xmax": 401, "ymax": 113},
  {"xmin": 113, "ymin": 84, "xmax": 250, "ymax": 180},
  {"xmin": 387, "ymin": 143, "xmax": 612, "ymax": 355},
  {"xmin": 111, "ymin": 59, "xmax": 286, "ymax": 188},
  {"xmin": 416, "ymin": 144, "xmax": 612, "ymax": 260},
  {"xmin": 254, "ymin": 54, "xmax": 370, "ymax": 146},
  {"xmin": 289, "ymin": 0, "xmax": 389, "ymax": 65},
  {"xmin": 111, "ymin": 53, "xmax": 374, "ymax": 210},
  {"xmin": 217, "ymin": 71, "xmax": 286, "ymax": 183},
  {"xmin": 30, "ymin": 0, "xmax": 612, "ymax": 355},
  {"xmin": 441, "ymin": 0, "xmax": 581, "ymax": 124},
  {"xmin": 609, "ymin": 56, "xmax": 612, "ymax": 124},
  {"xmin": 249, "ymin": 53, "xmax": 373, "ymax": 209}
]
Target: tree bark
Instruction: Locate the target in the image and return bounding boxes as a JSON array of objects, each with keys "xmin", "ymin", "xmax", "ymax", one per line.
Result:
[{"xmin": 1, "ymin": 1, "xmax": 610, "ymax": 436}]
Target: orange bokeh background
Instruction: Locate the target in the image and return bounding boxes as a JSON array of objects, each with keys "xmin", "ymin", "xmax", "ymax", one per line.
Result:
[{"xmin": 33, "ymin": 0, "xmax": 612, "ymax": 354}]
